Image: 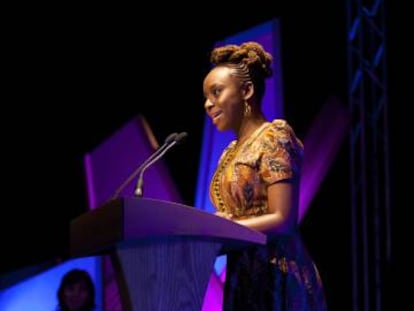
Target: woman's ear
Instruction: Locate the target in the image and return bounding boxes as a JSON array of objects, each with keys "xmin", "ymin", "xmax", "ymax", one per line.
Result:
[{"xmin": 242, "ymin": 81, "xmax": 254, "ymax": 101}]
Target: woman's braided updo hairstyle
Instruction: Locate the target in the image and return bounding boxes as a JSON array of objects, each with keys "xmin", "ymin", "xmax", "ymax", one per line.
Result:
[{"xmin": 209, "ymin": 41, "xmax": 273, "ymax": 102}]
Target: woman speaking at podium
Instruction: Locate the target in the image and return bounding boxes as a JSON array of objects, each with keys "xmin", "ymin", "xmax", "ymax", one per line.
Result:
[{"xmin": 203, "ymin": 41, "xmax": 328, "ymax": 311}]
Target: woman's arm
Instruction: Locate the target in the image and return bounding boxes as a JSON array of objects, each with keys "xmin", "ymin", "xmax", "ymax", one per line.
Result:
[{"xmin": 236, "ymin": 181, "xmax": 298, "ymax": 235}]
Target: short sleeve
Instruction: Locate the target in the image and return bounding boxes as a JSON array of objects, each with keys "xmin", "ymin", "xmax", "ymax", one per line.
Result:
[{"xmin": 260, "ymin": 120, "xmax": 303, "ymax": 185}]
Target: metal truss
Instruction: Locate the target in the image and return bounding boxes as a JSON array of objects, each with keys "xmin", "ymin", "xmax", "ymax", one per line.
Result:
[{"xmin": 347, "ymin": 0, "xmax": 390, "ymax": 310}]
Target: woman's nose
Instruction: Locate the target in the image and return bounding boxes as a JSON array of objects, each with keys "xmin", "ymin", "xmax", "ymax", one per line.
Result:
[{"xmin": 204, "ymin": 99, "xmax": 214, "ymax": 111}]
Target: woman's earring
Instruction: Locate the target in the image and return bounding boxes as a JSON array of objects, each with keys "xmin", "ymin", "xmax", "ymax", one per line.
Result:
[{"xmin": 244, "ymin": 101, "xmax": 251, "ymax": 117}]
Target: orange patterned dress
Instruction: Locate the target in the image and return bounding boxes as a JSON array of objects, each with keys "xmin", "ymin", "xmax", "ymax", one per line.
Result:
[{"xmin": 210, "ymin": 119, "xmax": 328, "ymax": 311}]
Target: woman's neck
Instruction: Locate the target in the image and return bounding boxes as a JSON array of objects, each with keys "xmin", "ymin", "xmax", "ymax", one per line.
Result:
[{"xmin": 236, "ymin": 114, "xmax": 267, "ymax": 145}]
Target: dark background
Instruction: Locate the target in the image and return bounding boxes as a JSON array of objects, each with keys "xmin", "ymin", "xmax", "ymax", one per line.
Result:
[{"xmin": 3, "ymin": 1, "xmax": 407, "ymax": 309}]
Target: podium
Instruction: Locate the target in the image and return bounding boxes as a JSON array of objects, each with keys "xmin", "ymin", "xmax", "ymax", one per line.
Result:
[{"xmin": 70, "ymin": 197, "xmax": 266, "ymax": 311}]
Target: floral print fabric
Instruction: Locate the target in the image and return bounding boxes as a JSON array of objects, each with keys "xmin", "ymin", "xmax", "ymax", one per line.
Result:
[{"xmin": 210, "ymin": 119, "xmax": 328, "ymax": 310}]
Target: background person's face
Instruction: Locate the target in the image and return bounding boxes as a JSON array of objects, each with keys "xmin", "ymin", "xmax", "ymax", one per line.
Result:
[{"xmin": 63, "ymin": 281, "xmax": 90, "ymax": 311}]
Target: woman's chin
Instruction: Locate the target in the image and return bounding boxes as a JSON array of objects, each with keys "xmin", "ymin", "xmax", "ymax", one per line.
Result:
[
  {"xmin": 213, "ymin": 120, "xmax": 229, "ymax": 132},
  {"xmin": 216, "ymin": 125, "xmax": 228, "ymax": 132}
]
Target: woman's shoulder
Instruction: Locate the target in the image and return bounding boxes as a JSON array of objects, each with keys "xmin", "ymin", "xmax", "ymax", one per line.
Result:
[
  {"xmin": 269, "ymin": 118, "xmax": 293, "ymax": 131},
  {"xmin": 264, "ymin": 119, "xmax": 297, "ymax": 139},
  {"xmin": 265, "ymin": 119, "xmax": 304, "ymax": 149}
]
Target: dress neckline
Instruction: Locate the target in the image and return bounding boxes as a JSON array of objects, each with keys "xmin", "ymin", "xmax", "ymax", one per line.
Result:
[{"xmin": 234, "ymin": 121, "xmax": 270, "ymax": 150}]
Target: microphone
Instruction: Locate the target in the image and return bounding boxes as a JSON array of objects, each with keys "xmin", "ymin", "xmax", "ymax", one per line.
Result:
[
  {"xmin": 134, "ymin": 131, "xmax": 188, "ymax": 197},
  {"xmin": 111, "ymin": 132, "xmax": 178, "ymax": 200}
]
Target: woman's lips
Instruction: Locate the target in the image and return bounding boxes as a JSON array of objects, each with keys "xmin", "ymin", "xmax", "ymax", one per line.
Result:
[{"xmin": 212, "ymin": 111, "xmax": 223, "ymax": 121}]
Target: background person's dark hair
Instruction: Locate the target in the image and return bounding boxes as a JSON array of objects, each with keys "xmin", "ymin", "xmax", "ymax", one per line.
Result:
[{"xmin": 57, "ymin": 268, "xmax": 96, "ymax": 311}]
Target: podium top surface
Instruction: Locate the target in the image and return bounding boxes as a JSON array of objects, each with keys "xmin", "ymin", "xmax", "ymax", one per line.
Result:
[{"xmin": 70, "ymin": 197, "xmax": 267, "ymax": 257}]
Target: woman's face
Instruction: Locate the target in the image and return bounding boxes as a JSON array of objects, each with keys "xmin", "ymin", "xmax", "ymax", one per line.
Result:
[
  {"xmin": 203, "ymin": 66, "xmax": 244, "ymax": 131},
  {"xmin": 62, "ymin": 280, "xmax": 90, "ymax": 311}
]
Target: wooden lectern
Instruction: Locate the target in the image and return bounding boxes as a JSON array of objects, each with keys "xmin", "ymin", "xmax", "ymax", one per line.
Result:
[{"xmin": 70, "ymin": 197, "xmax": 266, "ymax": 311}]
